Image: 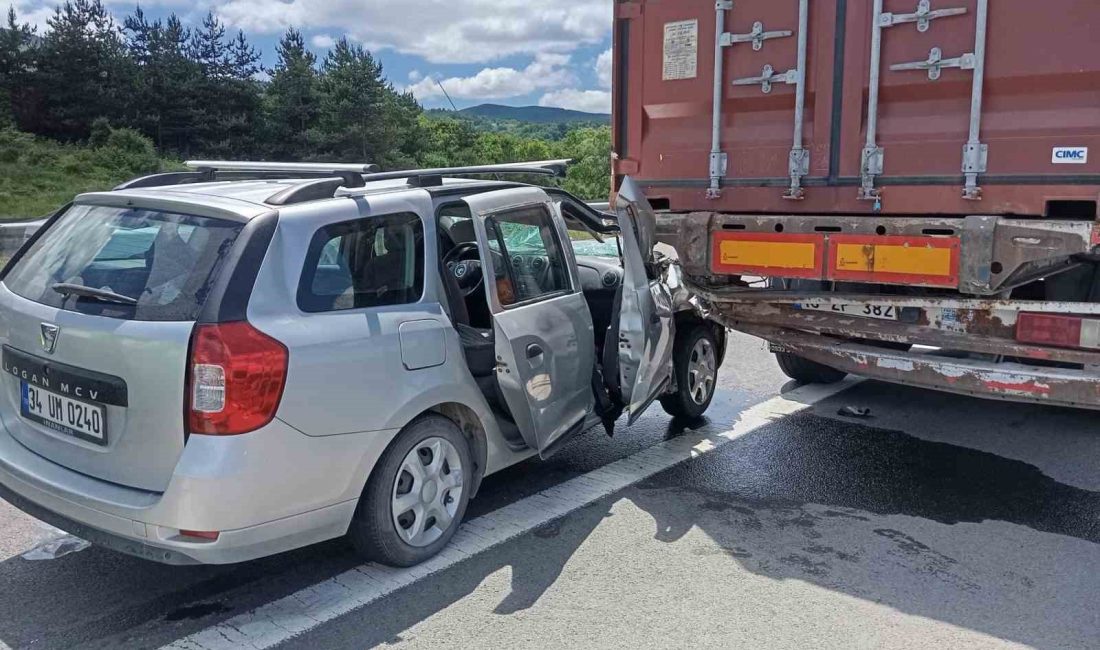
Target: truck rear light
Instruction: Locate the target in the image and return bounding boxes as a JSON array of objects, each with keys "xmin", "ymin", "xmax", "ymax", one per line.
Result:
[
  {"xmin": 1016, "ymin": 313, "xmax": 1100, "ymax": 350},
  {"xmin": 188, "ymin": 322, "xmax": 288, "ymax": 436},
  {"xmin": 179, "ymin": 530, "xmax": 220, "ymax": 542}
]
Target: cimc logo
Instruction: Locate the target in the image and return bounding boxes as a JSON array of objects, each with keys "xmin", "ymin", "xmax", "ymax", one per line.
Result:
[{"xmin": 1052, "ymin": 147, "xmax": 1089, "ymax": 164}]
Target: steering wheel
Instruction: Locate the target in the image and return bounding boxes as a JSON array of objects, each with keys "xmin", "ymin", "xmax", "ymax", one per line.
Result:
[{"xmin": 444, "ymin": 241, "xmax": 486, "ymax": 297}]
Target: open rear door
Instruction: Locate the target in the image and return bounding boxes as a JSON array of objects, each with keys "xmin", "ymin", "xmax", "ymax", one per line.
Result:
[
  {"xmin": 463, "ymin": 188, "xmax": 596, "ymax": 457},
  {"xmin": 614, "ymin": 178, "xmax": 675, "ymax": 424}
]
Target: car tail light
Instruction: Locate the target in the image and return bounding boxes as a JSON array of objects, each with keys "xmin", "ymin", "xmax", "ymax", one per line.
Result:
[
  {"xmin": 188, "ymin": 322, "xmax": 288, "ymax": 436},
  {"xmin": 1016, "ymin": 313, "xmax": 1100, "ymax": 350}
]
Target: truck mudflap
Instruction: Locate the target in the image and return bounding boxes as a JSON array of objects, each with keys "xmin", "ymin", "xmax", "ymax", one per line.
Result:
[{"xmin": 741, "ymin": 324, "xmax": 1100, "ymax": 410}]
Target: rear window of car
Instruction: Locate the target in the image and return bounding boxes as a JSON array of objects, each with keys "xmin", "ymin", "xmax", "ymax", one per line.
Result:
[
  {"xmin": 298, "ymin": 212, "xmax": 424, "ymax": 313},
  {"xmin": 3, "ymin": 204, "xmax": 243, "ymax": 321}
]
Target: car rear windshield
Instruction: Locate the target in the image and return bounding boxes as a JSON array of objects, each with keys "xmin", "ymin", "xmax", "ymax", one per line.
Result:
[{"xmin": 3, "ymin": 204, "xmax": 243, "ymax": 321}]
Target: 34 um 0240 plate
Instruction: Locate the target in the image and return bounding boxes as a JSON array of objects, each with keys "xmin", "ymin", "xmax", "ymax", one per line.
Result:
[{"xmin": 21, "ymin": 382, "xmax": 108, "ymax": 445}]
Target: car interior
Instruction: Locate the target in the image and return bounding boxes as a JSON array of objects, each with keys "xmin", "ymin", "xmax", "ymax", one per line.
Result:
[{"xmin": 435, "ymin": 197, "xmax": 626, "ymax": 441}]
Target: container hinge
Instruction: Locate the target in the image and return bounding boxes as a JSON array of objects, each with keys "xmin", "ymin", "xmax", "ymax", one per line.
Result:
[
  {"xmin": 859, "ymin": 146, "xmax": 885, "ymax": 201},
  {"xmin": 962, "ymin": 143, "xmax": 988, "ymax": 200},
  {"xmin": 721, "ymin": 21, "xmax": 793, "ymax": 51},
  {"xmin": 880, "ymin": 0, "xmax": 968, "ymax": 33},
  {"xmin": 785, "ymin": 148, "xmax": 810, "ymax": 200},
  {"xmin": 708, "ymin": 152, "xmax": 729, "ymax": 199},
  {"xmin": 890, "ymin": 47, "xmax": 975, "ymax": 81},
  {"xmin": 732, "ymin": 64, "xmax": 799, "ymax": 94}
]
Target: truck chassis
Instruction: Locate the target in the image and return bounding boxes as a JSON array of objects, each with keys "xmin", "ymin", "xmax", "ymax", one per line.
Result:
[{"xmin": 661, "ymin": 210, "xmax": 1100, "ymax": 410}]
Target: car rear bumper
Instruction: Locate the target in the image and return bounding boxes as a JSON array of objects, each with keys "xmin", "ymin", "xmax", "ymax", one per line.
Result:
[
  {"xmin": 0, "ymin": 477, "xmax": 356, "ymax": 565},
  {"xmin": 0, "ymin": 417, "xmax": 397, "ymax": 564}
]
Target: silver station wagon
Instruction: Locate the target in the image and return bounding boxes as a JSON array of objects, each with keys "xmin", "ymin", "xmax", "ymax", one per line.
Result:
[{"xmin": 0, "ymin": 160, "xmax": 723, "ymax": 566}]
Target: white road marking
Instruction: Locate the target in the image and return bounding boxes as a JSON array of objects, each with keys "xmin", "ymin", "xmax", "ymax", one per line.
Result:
[{"xmin": 165, "ymin": 381, "xmax": 855, "ymax": 650}]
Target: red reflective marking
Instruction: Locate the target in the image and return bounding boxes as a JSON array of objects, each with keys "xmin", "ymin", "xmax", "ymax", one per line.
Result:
[{"xmin": 982, "ymin": 380, "xmax": 1052, "ymax": 396}]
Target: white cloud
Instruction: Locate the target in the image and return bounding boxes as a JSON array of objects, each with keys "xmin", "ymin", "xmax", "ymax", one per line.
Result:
[
  {"xmin": 407, "ymin": 53, "xmax": 576, "ymax": 102},
  {"xmin": 595, "ymin": 47, "xmax": 613, "ymax": 89},
  {"xmin": 310, "ymin": 34, "xmax": 336, "ymax": 49},
  {"xmin": 539, "ymin": 88, "xmax": 611, "ymax": 114},
  {"xmin": 8, "ymin": 0, "xmax": 71, "ymax": 30},
  {"xmin": 408, "ymin": 70, "xmax": 423, "ymax": 83},
  {"xmin": 12, "ymin": 0, "xmax": 613, "ymax": 64},
  {"xmin": 211, "ymin": 0, "xmax": 612, "ymax": 64}
]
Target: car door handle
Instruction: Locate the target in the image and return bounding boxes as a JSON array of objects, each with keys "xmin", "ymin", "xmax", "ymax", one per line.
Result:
[{"xmin": 526, "ymin": 344, "xmax": 544, "ymax": 359}]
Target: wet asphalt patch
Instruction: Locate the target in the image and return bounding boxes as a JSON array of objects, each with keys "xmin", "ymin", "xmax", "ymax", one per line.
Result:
[{"xmin": 642, "ymin": 411, "xmax": 1100, "ymax": 545}]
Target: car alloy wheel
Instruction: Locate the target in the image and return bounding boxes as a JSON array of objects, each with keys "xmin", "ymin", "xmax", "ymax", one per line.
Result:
[{"xmin": 687, "ymin": 337, "xmax": 716, "ymax": 405}]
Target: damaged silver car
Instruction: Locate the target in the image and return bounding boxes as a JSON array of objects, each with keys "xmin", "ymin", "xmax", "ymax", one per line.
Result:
[{"xmin": 0, "ymin": 161, "xmax": 722, "ymax": 567}]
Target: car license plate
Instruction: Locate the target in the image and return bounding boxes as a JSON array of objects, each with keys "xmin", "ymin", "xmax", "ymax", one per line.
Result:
[
  {"xmin": 21, "ymin": 382, "xmax": 107, "ymax": 445},
  {"xmin": 797, "ymin": 302, "xmax": 899, "ymax": 321}
]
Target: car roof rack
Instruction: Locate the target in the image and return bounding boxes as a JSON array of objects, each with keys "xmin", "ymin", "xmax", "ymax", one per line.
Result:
[
  {"xmin": 114, "ymin": 161, "xmax": 382, "ymax": 192},
  {"xmin": 115, "ymin": 159, "xmax": 573, "ymax": 205},
  {"xmin": 274, "ymin": 159, "xmax": 572, "ymax": 204}
]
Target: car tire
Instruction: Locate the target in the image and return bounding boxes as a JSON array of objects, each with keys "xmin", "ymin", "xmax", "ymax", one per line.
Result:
[
  {"xmin": 774, "ymin": 351, "xmax": 848, "ymax": 385},
  {"xmin": 660, "ymin": 325, "xmax": 719, "ymax": 419},
  {"xmin": 348, "ymin": 415, "xmax": 472, "ymax": 567}
]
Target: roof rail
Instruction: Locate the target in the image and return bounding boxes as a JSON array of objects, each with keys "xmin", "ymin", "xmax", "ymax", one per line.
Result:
[{"xmin": 361, "ymin": 159, "xmax": 571, "ymax": 185}]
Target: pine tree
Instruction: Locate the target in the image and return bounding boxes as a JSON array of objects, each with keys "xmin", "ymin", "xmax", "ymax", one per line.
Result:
[
  {"xmin": 316, "ymin": 38, "xmax": 386, "ymax": 162},
  {"xmin": 35, "ymin": 0, "xmax": 134, "ymax": 140},
  {"xmin": 123, "ymin": 9, "xmax": 200, "ymax": 153},
  {"xmin": 263, "ymin": 28, "xmax": 318, "ymax": 159},
  {"xmin": 0, "ymin": 8, "xmax": 37, "ymax": 127}
]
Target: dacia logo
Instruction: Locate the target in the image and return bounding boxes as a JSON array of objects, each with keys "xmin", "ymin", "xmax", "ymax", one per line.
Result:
[{"xmin": 40, "ymin": 323, "xmax": 60, "ymax": 355}]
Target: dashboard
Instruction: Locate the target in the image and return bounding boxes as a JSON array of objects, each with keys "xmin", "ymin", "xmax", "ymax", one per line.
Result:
[
  {"xmin": 505, "ymin": 253, "xmax": 622, "ymax": 293},
  {"xmin": 574, "ymin": 255, "xmax": 623, "ymax": 293}
]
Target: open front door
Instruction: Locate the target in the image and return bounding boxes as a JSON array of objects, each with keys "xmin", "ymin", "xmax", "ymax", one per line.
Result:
[
  {"xmin": 464, "ymin": 188, "xmax": 596, "ymax": 457},
  {"xmin": 614, "ymin": 178, "xmax": 675, "ymax": 425}
]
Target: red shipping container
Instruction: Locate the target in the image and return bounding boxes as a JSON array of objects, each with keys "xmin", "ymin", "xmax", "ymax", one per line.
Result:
[{"xmin": 612, "ymin": 0, "xmax": 1100, "ymax": 218}]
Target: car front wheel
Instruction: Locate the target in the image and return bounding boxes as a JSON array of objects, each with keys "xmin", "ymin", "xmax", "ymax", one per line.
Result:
[
  {"xmin": 660, "ymin": 325, "xmax": 719, "ymax": 419},
  {"xmin": 348, "ymin": 415, "xmax": 472, "ymax": 567}
]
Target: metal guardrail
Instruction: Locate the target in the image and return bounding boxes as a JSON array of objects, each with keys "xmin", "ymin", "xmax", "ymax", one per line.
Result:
[{"xmin": 0, "ymin": 220, "xmax": 44, "ymax": 264}]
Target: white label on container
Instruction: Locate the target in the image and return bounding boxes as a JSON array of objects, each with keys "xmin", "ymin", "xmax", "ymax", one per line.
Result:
[
  {"xmin": 663, "ymin": 20, "xmax": 698, "ymax": 81},
  {"xmin": 1052, "ymin": 147, "xmax": 1088, "ymax": 164}
]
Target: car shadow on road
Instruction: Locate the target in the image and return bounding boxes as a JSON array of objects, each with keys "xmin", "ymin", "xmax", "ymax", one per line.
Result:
[
  {"xmin": 312, "ymin": 402, "xmax": 1100, "ymax": 649},
  {"xmin": 0, "ymin": 533, "xmax": 365, "ymax": 649}
]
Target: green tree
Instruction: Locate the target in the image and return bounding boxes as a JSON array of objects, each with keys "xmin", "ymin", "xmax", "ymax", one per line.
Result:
[
  {"xmin": 35, "ymin": 0, "xmax": 134, "ymax": 140},
  {"xmin": 0, "ymin": 8, "xmax": 36, "ymax": 128},
  {"xmin": 313, "ymin": 38, "xmax": 425, "ymax": 168},
  {"xmin": 315, "ymin": 38, "xmax": 385, "ymax": 161},
  {"xmin": 555, "ymin": 126, "xmax": 611, "ymax": 200},
  {"xmin": 123, "ymin": 9, "xmax": 201, "ymax": 153},
  {"xmin": 416, "ymin": 116, "xmax": 481, "ymax": 168},
  {"xmin": 263, "ymin": 28, "xmax": 318, "ymax": 159},
  {"xmin": 183, "ymin": 12, "xmax": 262, "ymax": 157}
]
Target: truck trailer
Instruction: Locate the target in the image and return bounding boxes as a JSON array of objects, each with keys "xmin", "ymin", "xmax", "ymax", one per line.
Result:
[{"xmin": 612, "ymin": 0, "xmax": 1100, "ymax": 408}]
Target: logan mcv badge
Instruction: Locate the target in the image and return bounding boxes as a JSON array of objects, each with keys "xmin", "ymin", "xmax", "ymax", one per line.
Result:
[{"xmin": 40, "ymin": 323, "xmax": 60, "ymax": 355}]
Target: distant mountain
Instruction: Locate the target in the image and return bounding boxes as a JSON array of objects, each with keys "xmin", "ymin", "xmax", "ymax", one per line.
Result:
[{"xmin": 457, "ymin": 104, "xmax": 610, "ymax": 124}]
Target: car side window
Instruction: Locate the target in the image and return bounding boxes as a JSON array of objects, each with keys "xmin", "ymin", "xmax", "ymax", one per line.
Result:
[
  {"xmin": 485, "ymin": 205, "xmax": 570, "ymax": 305},
  {"xmin": 298, "ymin": 212, "xmax": 424, "ymax": 313}
]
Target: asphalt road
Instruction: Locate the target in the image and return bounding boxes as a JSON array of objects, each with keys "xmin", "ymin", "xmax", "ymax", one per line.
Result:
[{"xmin": 0, "ymin": 332, "xmax": 1097, "ymax": 649}]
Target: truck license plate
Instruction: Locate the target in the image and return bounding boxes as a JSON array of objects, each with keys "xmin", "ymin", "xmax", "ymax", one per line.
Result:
[
  {"xmin": 21, "ymin": 382, "xmax": 108, "ymax": 445},
  {"xmin": 797, "ymin": 302, "xmax": 899, "ymax": 321}
]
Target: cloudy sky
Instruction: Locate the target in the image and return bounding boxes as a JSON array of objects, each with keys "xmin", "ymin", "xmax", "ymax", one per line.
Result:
[{"xmin": 7, "ymin": 0, "xmax": 614, "ymax": 113}]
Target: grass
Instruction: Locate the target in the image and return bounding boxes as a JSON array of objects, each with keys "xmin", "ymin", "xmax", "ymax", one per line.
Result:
[{"xmin": 0, "ymin": 127, "xmax": 178, "ymax": 221}]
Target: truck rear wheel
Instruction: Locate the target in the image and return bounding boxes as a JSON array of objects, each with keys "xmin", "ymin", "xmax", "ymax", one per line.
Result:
[{"xmin": 774, "ymin": 351, "xmax": 847, "ymax": 385}]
